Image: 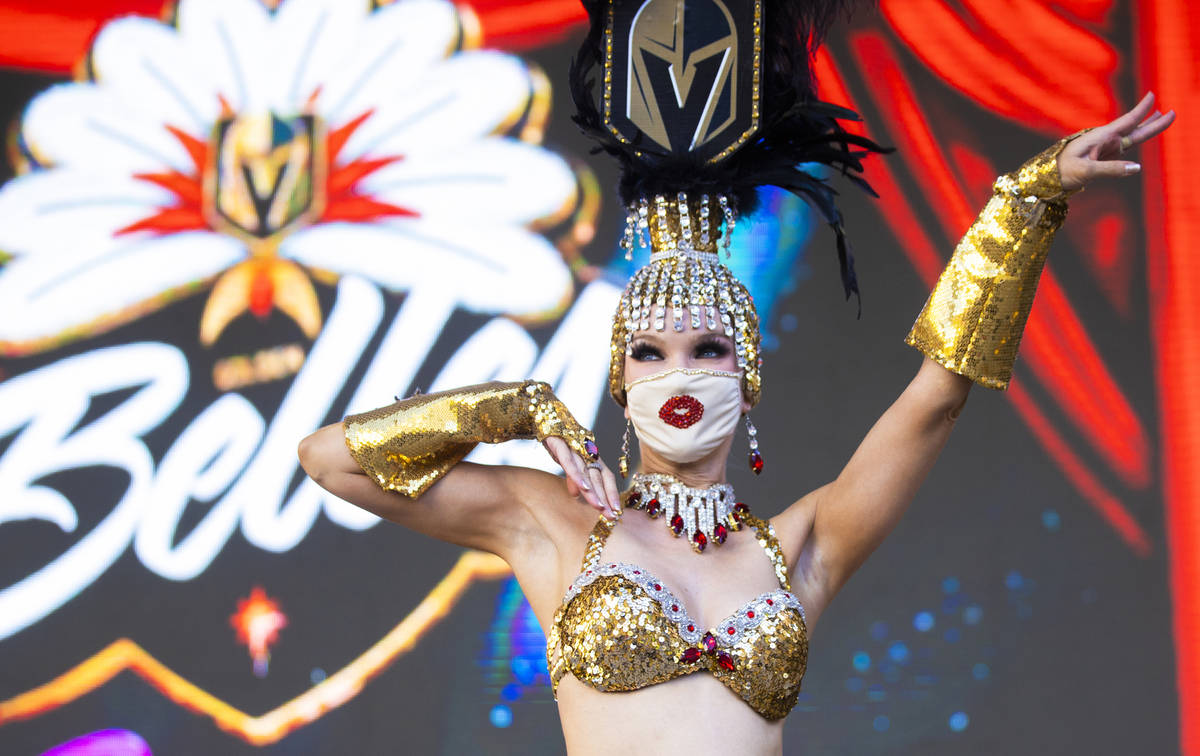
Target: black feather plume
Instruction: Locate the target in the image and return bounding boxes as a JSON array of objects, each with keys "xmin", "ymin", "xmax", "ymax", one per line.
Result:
[{"xmin": 570, "ymin": 0, "xmax": 890, "ymax": 313}]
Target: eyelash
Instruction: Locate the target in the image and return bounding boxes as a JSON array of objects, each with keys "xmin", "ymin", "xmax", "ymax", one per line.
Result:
[
  {"xmin": 629, "ymin": 340, "xmax": 730, "ymax": 361},
  {"xmin": 694, "ymin": 339, "xmax": 730, "ymax": 358}
]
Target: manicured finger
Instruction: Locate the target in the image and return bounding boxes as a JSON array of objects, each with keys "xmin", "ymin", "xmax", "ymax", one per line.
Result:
[
  {"xmin": 1107, "ymin": 91, "xmax": 1156, "ymax": 134},
  {"xmin": 586, "ymin": 461, "xmax": 612, "ymax": 513},
  {"xmin": 601, "ymin": 468, "xmax": 621, "ymax": 518},
  {"xmin": 1087, "ymin": 160, "xmax": 1141, "ymax": 180},
  {"xmin": 585, "ymin": 464, "xmax": 610, "ymax": 514},
  {"xmin": 1127, "ymin": 109, "xmax": 1176, "ymax": 145},
  {"xmin": 550, "ymin": 438, "xmax": 595, "ymax": 503},
  {"xmin": 571, "ymin": 455, "xmax": 601, "ymax": 507},
  {"xmin": 544, "ymin": 438, "xmax": 575, "ymax": 491}
]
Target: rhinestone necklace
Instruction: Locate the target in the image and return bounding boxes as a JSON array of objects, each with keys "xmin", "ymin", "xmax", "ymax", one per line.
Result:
[{"xmin": 623, "ymin": 472, "xmax": 751, "ymax": 554}]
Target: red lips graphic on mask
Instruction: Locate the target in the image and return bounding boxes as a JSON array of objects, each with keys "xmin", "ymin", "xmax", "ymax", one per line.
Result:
[{"xmin": 659, "ymin": 395, "xmax": 704, "ymax": 428}]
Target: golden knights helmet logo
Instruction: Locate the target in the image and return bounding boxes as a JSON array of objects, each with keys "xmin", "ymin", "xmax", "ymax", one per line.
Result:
[
  {"xmin": 605, "ymin": 0, "xmax": 761, "ymax": 163},
  {"xmin": 208, "ymin": 112, "xmax": 325, "ymax": 239}
]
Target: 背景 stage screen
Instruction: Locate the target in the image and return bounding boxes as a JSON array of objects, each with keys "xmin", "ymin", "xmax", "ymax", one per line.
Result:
[{"xmin": 0, "ymin": 1, "xmax": 1196, "ymax": 754}]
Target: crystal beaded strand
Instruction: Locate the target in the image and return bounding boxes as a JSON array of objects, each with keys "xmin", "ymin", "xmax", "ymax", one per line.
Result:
[
  {"xmin": 718, "ymin": 194, "xmax": 735, "ymax": 257},
  {"xmin": 621, "ymin": 204, "xmax": 636, "ymax": 261}
]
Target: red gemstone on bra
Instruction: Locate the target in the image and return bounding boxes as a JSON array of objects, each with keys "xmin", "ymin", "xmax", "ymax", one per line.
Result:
[
  {"xmin": 713, "ymin": 523, "xmax": 728, "ymax": 544},
  {"xmin": 717, "ymin": 651, "xmax": 735, "ymax": 671},
  {"xmin": 693, "ymin": 531, "xmax": 707, "ymax": 551},
  {"xmin": 701, "ymin": 632, "xmax": 717, "ymax": 653},
  {"xmin": 733, "ymin": 502, "xmax": 749, "ymax": 515},
  {"xmin": 747, "ymin": 610, "xmax": 755, "ymax": 618},
  {"xmin": 679, "ymin": 647, "xmax": 702, "ymax": 664},
  {"xmin": 627, "ymin": 492, "xmax": 641, "ymax": 508},
  {"xmin": 671, "ymin": 604, "xmax": 679, "ymax": 612},
  {"xmin": 766, "ymin": 598, "xmax": 774, "ymax": 606},
  {"xmin": 633, "ymin": 570, "xmax": 641, "ymax": 575},
  {"xmin": 653, "ymin": 584, "xmax": 661, "ymax": 591},
  {"xmin": 727, "ymin": 627, "xmax": 736, "ymax": 635},
  {"xmin": 646, "ymin": 498, "xmax": 660, "ymax": 517},
  {"xmin": 670, "ymin": 514, "xmax": 684, "ymax": 535},
  {"xmin": 687, "ymin": 624, "xmax": 695, "ymax": 632}
]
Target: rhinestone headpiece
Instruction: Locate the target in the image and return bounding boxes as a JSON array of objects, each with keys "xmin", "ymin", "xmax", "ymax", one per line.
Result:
[{"xmin": 608, "ymin": 191, "xmax": 762, "ymax": 408}]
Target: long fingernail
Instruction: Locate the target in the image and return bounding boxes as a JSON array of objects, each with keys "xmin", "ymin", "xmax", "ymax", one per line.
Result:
[
  {"xmin": 580, "ymin": 478, "xmax": 591, "ymax": 491},
  {"xmin": 1126, "ymin": 163, "xmax": 1141, "ymax": 174}
]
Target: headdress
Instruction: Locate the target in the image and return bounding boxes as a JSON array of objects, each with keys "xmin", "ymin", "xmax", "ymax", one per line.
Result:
[{"xmin": 569, "ymin": 0, "xmax": 887, "ymax": 407}]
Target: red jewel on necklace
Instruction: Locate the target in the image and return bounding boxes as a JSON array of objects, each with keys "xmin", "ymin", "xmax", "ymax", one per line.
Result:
[{"xmin": 627, "ymin": 475, "xmax": 745, "ymax": 555}]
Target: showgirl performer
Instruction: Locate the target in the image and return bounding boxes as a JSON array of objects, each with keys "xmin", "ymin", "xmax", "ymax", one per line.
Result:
[{"xmin": 298, "ymin": 1, "xmax": 1174, "ymax": 752}]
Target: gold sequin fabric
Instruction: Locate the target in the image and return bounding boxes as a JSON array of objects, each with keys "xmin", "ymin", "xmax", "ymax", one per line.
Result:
[
  {"xmin": 343, "ymin": 380, "xmax": 596, "ymax": 498},
  {"xmin": 547, "ymin": 513, "xmax": 808, "ymax": 720},
  {"xmin": 905, "ymin": 132, "xmax": 1090, "ymax": 390}
]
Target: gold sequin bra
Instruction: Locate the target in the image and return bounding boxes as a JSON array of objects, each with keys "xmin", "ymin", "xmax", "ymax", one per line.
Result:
[{"xmin": 546, "ymin": 502, "xmax": 809, "ymax": 720}]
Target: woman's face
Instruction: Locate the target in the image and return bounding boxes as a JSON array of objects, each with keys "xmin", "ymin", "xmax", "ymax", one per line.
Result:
[{"xmin": 623, "ymin": 310, "xmax": 750, "ymax": 414}]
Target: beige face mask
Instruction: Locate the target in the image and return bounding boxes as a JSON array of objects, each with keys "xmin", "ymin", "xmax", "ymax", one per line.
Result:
[{"xmin": 625, "ymin": 367, "xmax": 743, "ymax": 464}]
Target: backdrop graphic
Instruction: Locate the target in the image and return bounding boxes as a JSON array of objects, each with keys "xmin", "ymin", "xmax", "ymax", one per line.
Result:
[{"xmin": 0, "ymin": 1, "xmax": 1195, "ymax": 754}]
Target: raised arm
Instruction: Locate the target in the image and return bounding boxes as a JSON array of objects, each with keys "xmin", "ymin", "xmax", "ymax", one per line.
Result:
[{"xmin": 777, "ymin": 93, "xmax": 1175, "ymax": 622}]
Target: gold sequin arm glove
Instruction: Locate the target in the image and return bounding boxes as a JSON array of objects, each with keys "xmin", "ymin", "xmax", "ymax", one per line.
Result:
[
  {"xmin": 905, "ymin": 131, "xmax": 1089, "ymax": 390},
  {"xmin": 343, "ymin": 381, "xmax": 600, "ymax": 498}
]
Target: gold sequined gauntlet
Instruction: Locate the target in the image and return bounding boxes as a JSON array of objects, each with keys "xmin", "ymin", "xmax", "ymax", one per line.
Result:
[
  {"xmin": 905, "ymin": 130, "xmax": 1089, "ymax": 390},
  {"xmin": 343, "ymin": 381, "xmax": 599, "ymax": 498}
]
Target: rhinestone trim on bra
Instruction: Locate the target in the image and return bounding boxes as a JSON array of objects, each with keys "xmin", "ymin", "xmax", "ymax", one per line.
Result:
[{"xmin": 561, "ymin": 561, "xmax": 805, "ymax": 647}]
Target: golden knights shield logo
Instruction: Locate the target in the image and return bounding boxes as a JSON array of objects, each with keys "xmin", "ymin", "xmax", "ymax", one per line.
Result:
[{"xmin": 604, "ymin": 0, "xmax": 761, "ymax": 163}]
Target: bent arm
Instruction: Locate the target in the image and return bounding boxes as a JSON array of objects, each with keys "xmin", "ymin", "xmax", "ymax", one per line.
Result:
[
  {"xmin": 298, "ymin": 421, "xmax": 569, "ymax": 560},
  {"xmin": 297, "ymin": 381, "xmax": 604, "ymax": 563},
  {"xmin": 779, "ymin": 133, "xmax": 1085, "ymax": 619}
]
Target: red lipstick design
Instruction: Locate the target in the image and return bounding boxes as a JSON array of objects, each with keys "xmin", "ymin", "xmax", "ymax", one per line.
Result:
[{"xmin": 659, "ymin": 395, "xmax": 704, "ymax": 428}]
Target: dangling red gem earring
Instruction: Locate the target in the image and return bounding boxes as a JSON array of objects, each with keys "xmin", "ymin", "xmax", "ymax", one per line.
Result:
[{"xmin": 746, "ymin": 415, "xmax": 763, "ymax": 474}]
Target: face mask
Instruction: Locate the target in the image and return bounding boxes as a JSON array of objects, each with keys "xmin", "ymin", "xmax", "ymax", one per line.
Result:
[{"xmin": 625, "ymin": 368, "xmax": 743, "ymax": 464}]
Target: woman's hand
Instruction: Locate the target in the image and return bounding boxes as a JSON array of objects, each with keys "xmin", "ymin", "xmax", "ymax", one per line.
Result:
[
  {"xmin": 1058, "ymin": 91, "xmax": 1176, "ymax": 192},
  {"xmin": 543, "ymin": 436, "xmax": 621, "ymax": 518}
]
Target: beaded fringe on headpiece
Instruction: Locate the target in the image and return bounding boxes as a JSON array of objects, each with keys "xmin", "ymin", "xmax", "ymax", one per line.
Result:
[{"xmin": 609, "ymin": 191, "xmax": 761, "ymax": 407}]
